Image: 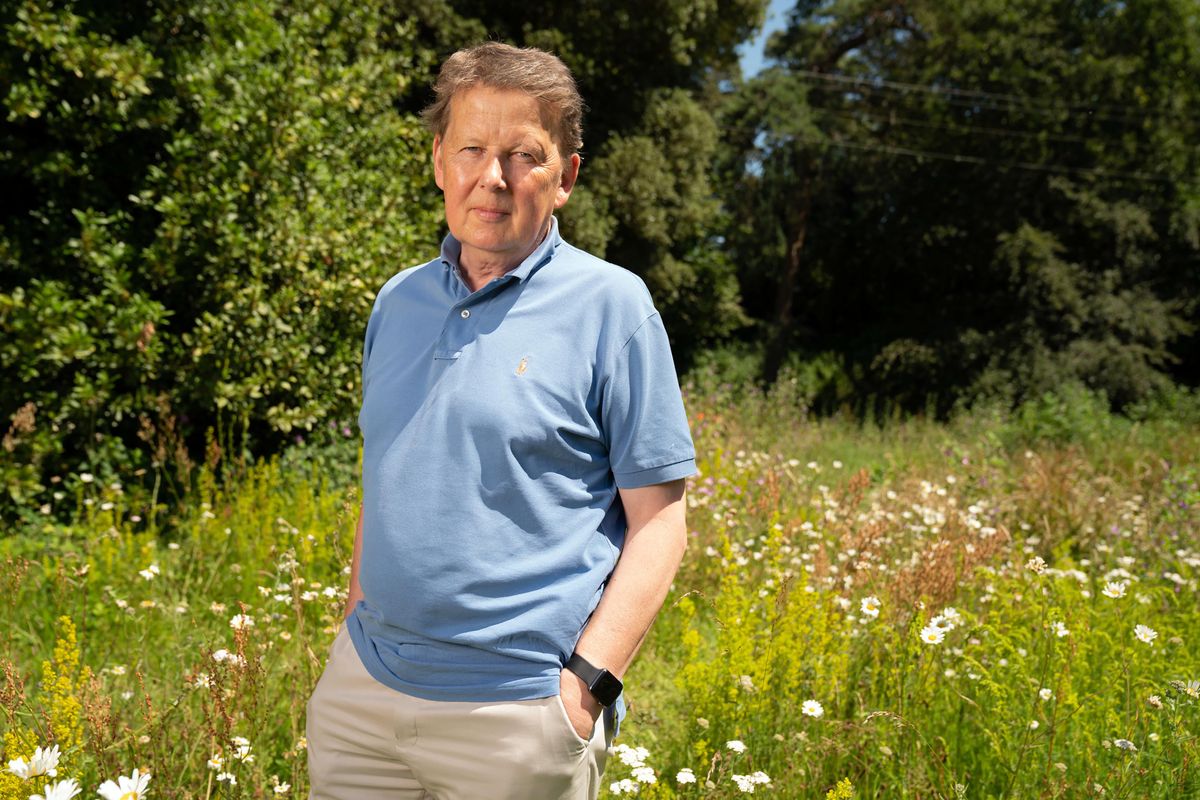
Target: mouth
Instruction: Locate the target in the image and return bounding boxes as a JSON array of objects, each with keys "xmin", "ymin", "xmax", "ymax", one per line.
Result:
[{"xmin": 472, "ymin": 208, "xmax": 511, "ymax": 221}]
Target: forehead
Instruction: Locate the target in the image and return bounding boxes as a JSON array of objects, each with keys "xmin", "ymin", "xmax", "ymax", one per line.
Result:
[{"xmin": 444, "ymin": 86, "xmax": 557, "ymax": 144}]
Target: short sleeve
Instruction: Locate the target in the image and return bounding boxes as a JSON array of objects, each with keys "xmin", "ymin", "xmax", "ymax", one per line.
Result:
[{"xmin": 601, "ymin": 313, "xmax": 697, "ymax": 489}]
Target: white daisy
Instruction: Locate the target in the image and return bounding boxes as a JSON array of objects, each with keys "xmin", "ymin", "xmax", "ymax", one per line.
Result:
[
  {"xmin": 930, "ymin": 614, "xmax": 955, "ymax": 632},
  {"xmin": 7, "ymin": 744, "xmax": 60, "ymax": 779},
  {"xmin": 860, "ymin": 596, "xmax": 881, "ymax": 618},
  {"xmin": 801, "ymin": 699, "xmax": 824, "ymax": 718},
  {"xmin": 97, "ymin": 768, "xmax": 151, "ymax": 800},
  {"xmin": 1134, "ymin": 625, "xmax": 1158, "ymax": 645},
  {"xmin": 30, "ymin": 778, "xmax": 80, "ymax": 800},
  {"xmin": 1039, "ymin": 688, "xmax": 1054, "ymax": 701},
  {"xmin": 229, "ymin": 614, "xmax": 254, "ymax": 630},
  {"xmin": 1102, "ymin": 581, "xmax": 1127, "ymax": 599},
  {"xmin": 919, "ymin": 625, "xmax": 945, "ymax": 645}
]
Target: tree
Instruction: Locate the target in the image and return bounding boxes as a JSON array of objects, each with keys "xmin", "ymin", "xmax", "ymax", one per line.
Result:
[
  {"xmin": 1, "ymin": 0, "xmax": 443, "ymax": 517},
  {"xmin": 722, "ymin": 0, "xmax": 1200, "ymax": 409}
]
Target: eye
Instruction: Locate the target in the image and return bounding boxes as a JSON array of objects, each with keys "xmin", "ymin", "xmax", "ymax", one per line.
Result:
[{"xmin": 513, "ymin": 151, "xmax": 537, "ymax": 163}]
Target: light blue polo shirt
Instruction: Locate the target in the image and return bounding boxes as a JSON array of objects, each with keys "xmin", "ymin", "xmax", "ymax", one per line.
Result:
[{"xmin": 346, "ymin": 217, "xmax": 696, "ymax": 712}]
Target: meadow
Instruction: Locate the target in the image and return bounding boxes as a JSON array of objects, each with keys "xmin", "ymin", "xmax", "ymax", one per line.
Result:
[{"xmin": 2, "ymin": 381, "xmax": 1198, "ymax": 799}]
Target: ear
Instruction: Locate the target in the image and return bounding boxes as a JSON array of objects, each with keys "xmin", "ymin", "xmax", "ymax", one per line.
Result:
[
  {"xmin": 433, "ymin": 134, "xmax": 445, "ymax": 191},
  {"xmin": 554, "ymin": 152, "xmax": 581, "ymax": 209}
]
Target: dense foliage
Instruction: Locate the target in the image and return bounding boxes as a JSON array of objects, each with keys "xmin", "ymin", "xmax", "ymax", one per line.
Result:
[
  {"xmin": 3, "ymin": 0, "xmax": 1199, "ymax": 518},
  {"xmin": 722, "ymin": 0, "xmax": 1200, "ymax": 410}
]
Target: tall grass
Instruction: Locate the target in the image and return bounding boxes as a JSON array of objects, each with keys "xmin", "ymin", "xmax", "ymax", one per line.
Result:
[{"xmin": 1, "ymin": 390, "xmax": 1198, "ymax": 798}]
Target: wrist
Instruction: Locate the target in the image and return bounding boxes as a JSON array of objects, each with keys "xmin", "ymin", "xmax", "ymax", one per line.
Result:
[{"xmin": 564, "ymin": 653, "xmax": 623, "ymax": 708}]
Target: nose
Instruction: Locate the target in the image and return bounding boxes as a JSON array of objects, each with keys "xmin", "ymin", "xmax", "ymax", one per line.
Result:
[{"xmin": 479, "ymin": 154, "xmax": 507, "ymax": 190}]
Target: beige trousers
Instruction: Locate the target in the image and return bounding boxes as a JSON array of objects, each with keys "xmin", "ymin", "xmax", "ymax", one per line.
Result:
[{"xmin": 306, "ymin": 628, "xmax": 611, "ymax": 799}]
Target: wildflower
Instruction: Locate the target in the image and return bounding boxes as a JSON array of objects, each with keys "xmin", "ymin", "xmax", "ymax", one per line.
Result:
[
  {"xmin": 612, "ymin": 744, "xmax": 650, "ymax": 768},
  {"xmin": 1134, "ymin": 625, "xmax": 1158, "ymax": 645},
  {"xmin": 1052, "ymin": 621, "xmax": 1069, "ymax": 638},
  {"xmin": 97, "ymin": 768, "xmax": 151, "ymax": 800},
  {"xmin": 212, "ymin": 649, "xmax": 246, "ymax": 667},
  {"xmin": 207, "ymin": 754, "xmax": 224, "ymax": 770},
  {"xmin": 726, "ymin": 740, "xmax": 747, "ymax": 753},
  {"xmin": 231, "ymin": 737, "xmax": 253, "ymax": 763},
  {"xmin": 861, "ymin": 596, "xmax": 881, "ymax": 618},
  {"xmin": 294, "ymin": 737, "xmax": 308, "ymax": 751},
  {"xmin": 1102, "ymin": 581, "xmax": 1127, "ymax": 599},
  {"xmin": 1149, "ymin": 733, "xmax": 1160, "ymax": 742},
  {"xmin": 30, "ymin": 778, "xmax": 80, "ymax": 800},
  {"xmin": 1029, "ymin": 720, "xmax": 1039, "ymax": 730},
  {"xmin": 273, "ymin": 781, "xmax": 291, "ymax": 794},
  {"xmin": 138, "ymin": 564, "xmax": 160, "ymax": 581},
  {"xmin": 919, "ymin": 625, "xmax": 945, "ymax": 645},
  {"xmin": 631, "ymin": 766, "xmax": 656, "ymax": 784},
  {"xmin": 1147, "ymin": 695, "xmax": 1163, "ymax": 708},
  {"xmin": 1026, "ymin": 556, "xmax": 1047, "ymax": 574},
  {"xmin": 609, "ymin": 778, "xmax": 638, "ymax": 795},
  {"xmin": 7, "ymin": 744, "xmax": 60, "ymax": 779},
  {"xmin": 930, "ymin": 614, "xmax": 955, "ymax": 632},
  {"xmin": 210, "ymin": 602, "xmax": 227, "ymax": 614},
  {"xmin": 696, "ymin": 717, "xmax": 709, "ymax": 729},
  {"xmin": 676, "ymin": 768, "xmax": 696, "ymax": 785},
  {"xmin": 217, "ymin": 772, "xmax": 237, "ymax": 785},
  {"xmin": 1183, "ymin": 680, "xmax": 1200, "ymax": 699},
  {"xmin": 1114, "ymin": 739, "xmax": 1137, "ymax": 752},
  {"xmin": 738, "ymin": 674, "xmax": 756, "ymax": 693},
  {"xmin": 940, "ymin": 607, "xmax": 961, "ymax": 623},
  {"xmin": 230, "ymin": 614, "xmax": 254, "ymax": 630},
  {"xmin": 732, "ymin": 771, "xmax": 771, "ymax": 793},
  {"xmin": 79, "ymin": 473, "xmax": 94, "ymax": 483},
  {"xmin": 801, "ymin": 699, "xmax": 825, "ymax": 718}
]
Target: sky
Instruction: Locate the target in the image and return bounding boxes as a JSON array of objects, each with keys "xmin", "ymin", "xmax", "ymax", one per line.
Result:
[{"xmin": 737, "ymin": 0, "xmax": 793, "ymax": 77}]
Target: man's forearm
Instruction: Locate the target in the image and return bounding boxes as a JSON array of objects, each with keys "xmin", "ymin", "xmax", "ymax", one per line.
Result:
[
  {"xmin": 571, "ymin": 503, "xmax": 687, "ymax": 677},
  {"xmin": 574, "ymin": 480, "xmax": 688, "ymax": 676},
  {"xmin": 343, "ymin": 502, "xmax": 365, "ymax": 620},
  {"xmin": 557, "ymin": 480, "xmax": 687, "ymax": 737}
]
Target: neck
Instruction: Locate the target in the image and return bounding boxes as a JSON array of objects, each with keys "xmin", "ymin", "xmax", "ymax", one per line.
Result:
[{"xmin": 458, "ymin": 221, "xmax": 552, "ymax": 292}]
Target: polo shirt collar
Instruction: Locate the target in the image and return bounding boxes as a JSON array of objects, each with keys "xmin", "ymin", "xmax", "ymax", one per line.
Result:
[{"xmin": 439, "ymin": 216, "xmax": 562, "ymax": 289}]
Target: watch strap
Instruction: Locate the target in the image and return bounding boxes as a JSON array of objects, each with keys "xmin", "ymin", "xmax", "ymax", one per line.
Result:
[{"xmin": 565, "ymin": 653, "xmax": 622, "ymax": 707}]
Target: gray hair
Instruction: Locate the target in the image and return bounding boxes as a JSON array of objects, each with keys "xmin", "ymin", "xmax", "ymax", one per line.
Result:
[{"xmin": 421, "ymin": 42, "xmax": 584, "ymax": 157}]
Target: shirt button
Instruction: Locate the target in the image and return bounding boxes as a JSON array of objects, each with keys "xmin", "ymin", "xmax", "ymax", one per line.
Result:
[{"xmin": 460, "ymin": 309, "xmax": 470, "ymax": 319}]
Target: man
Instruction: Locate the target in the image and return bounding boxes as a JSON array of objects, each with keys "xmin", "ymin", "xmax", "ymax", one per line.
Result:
[{"xmin": 306, "ymin": 42, "xmax": 696, "ymax": 800}]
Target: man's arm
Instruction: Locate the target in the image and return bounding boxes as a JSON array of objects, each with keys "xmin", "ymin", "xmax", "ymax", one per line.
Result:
[
  {"xmin": 559, "ymin": 478, "xmax": 688, "ymax": 737},
  {"xmin": 343, "ymin": 502, "xmax": 365, "ymax": 620}
]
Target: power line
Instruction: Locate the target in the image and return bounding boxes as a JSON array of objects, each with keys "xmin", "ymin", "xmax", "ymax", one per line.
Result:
[
  {"xmin": 775, "ymin": 132, "xmax": 1175, "ymax": 184},
  {"xmin": 790, "ymin": 69, "xmax": 1196, "ymax": 127},
  {"xmin": 815, "ymin": 106, "xmax": 1094, "ymax": 145}
]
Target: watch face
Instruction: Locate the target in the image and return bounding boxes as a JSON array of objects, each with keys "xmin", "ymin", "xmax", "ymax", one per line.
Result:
[{"xmin": 591, "ymin": 670, "xmax": 623, "ymax": 706}]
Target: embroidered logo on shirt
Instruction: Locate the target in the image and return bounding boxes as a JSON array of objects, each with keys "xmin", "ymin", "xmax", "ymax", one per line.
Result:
[{"xmin": 515, "ymin": 356, "xmax": 529, "ymax": 376}]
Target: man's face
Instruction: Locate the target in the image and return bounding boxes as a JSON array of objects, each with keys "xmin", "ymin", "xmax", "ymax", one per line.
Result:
[{"xmin": 433, "ymin": 86, "xmax": 580, "ymax": 274}]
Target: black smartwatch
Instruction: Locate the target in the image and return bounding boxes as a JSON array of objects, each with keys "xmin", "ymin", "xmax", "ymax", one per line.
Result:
[{"xmin": 565, "ymin": 653, "xmax": 623, "ymax": 708}]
